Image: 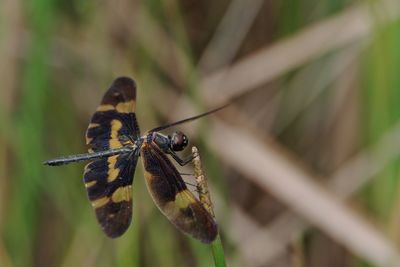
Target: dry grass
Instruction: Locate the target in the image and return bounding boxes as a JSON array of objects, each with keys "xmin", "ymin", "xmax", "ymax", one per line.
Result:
[{"xmin": 1, "ymin": 0, "xmax": 400, "ymax": 266}]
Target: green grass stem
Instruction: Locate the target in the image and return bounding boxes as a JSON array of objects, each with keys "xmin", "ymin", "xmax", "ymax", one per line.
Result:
[{"xmin": 211, "ymin": 234, "xmax": 227, "ymax": 267}]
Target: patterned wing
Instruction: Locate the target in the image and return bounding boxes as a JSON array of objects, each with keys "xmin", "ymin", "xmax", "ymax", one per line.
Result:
[
  {"xmin": 140, "ymin": 141, "xmax": 218, "ymax": 244},
  {"xmin": 83, "ymin": 152, "xmax": 138, "ymax": 237},
  {"xmin": 86, "ymin": 77, "xmax": 140, "ymax": 152},
  {"xmin": 84, "ymin": 77, "xmax": 140, "ymax": 238}
]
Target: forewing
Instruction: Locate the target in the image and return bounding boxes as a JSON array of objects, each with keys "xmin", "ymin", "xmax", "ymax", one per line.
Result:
[
  {"xmin": 86, "ymin": 77, "xmax": 140, "ymax": 152},
  {"xmin": 140, "ymin": 142, "xmax": 218, "ymax": 244},
  {"xmin": 83, "ymin": 152, "xmax": 138, "ymax": 238}
]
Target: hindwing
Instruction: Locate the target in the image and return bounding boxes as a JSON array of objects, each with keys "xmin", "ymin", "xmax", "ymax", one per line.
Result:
[
  {"xmin": 83, "ymin": 151, "xmax": 138, "ymax": 237},
  {"xmin": 140, "ymin": 141, "xmax": 217, "ymax": 244}
]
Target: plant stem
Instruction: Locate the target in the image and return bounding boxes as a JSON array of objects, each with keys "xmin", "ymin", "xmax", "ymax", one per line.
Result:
[
  {"xmin": 192, "ymin": 146, "xmax": 227, "ymax": 267},
  {"xmin": 211, "ymin": 234, "xmax": 227, "ymax": 267}
]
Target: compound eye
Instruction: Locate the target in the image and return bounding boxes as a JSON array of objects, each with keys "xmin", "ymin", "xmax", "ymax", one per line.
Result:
[{"xmin": 170, "ymin": 131, "xmax": 188, "ymax": 151}]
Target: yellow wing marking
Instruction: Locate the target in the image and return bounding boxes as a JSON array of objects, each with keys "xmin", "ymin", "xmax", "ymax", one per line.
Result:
[
  {"xmin": 85, "ymin": 180, "xmax": 97, "ymax": 188},
  {"xmin": 107, "ymin": 155, "xmax": 119, "ymax": 182},
  {"xmin": 174, "ymin": 190, "xmax": 195, "ymax": 209},
  {"xmin": 115, "ymin": 100, "xmax": 135, "ymax": 113},
  {"xmin": 88, "ymin": 123, "xmax": 100, "ymax": 129},
  {"xmin": 96, "ymin": 104, "xmax": 115, "ymax": 112},
  {"xmin": 95, "ymin": 101, "xmax": 135, "ymax": 113},
  {"xmin": 143, "ymin": 168, "xmax": 154, "ymax": 182},
  {"xmin": 92, "ymin": 197, "xmax": 109, "ymax": 208},
  {"xmin": 163, "ymin": 190, "xmax": 197, "ymax": 218},
  {"xmin": 111, "ymin": 185, "xmax": 132, "ymax": 203},
  {"xmin": 109, "ymin": 119, "xmax": 123, "ymax": 149}
]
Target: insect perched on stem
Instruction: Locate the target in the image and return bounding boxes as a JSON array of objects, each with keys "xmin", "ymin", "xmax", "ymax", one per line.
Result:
[{"xmin": 44, "ymin": 77, "xmax": 225, "ymax": 243}]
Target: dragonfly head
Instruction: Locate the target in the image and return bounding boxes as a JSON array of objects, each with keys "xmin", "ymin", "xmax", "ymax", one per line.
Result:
[{"xmin": 169, "ymin": 131, "xmax": 188, "ymax": 151}]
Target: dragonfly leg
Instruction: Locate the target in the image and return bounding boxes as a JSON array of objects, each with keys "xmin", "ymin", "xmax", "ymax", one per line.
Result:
[{"xmin": 169, "ymin": 150, "xmax": 194, "ymax": 166}]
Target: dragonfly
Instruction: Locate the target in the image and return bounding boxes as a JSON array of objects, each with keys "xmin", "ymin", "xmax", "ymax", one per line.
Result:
[{"xmin": 44, "ymin": 77, "xmax": 224, "ymax": 244}]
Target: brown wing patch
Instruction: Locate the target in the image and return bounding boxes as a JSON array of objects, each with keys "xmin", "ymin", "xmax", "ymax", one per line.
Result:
[
  {"xmin": 95, "ymin": 200, "xmax": 132, "ymax": 238},
  {"xmin": 141, "ymin": 141, "xmax": 218, "ymax": 244}
]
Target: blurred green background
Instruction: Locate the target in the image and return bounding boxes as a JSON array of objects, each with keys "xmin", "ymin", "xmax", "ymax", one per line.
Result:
[{"xmin": 1, "ymin": 0, "xmax": 400, "ymax": 266}]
